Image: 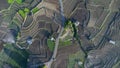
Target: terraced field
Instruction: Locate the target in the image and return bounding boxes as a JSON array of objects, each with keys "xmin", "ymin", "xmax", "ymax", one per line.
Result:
[
  {"xmin": 0, "ymin": 0, "xmax": 120, "ymax": 68},
  {"xmin": 0, "ymin": 0, "xmax": 9, "ymax": 10}
]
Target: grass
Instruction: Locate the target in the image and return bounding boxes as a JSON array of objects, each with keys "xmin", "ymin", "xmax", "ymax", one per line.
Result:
[
  {"xmin": 59, "ymin": 40, "xmax": 71, "ymax": 48},
  {"xmin": 47, "ymin": 39, "xmax": 55, "ymax": 51},
  {"xmin": 0, "ymin": 43, "xmax": 29, "ymax": 68},
  {"xmin": 112, "ymin": 61, "xmax": 120, "ymax": 68},
  {"xmin": 43, "ymin": 66, "xmax": 47, "ymax": 68},
  {"xmin": 12, "ymin": 18, "xmax": 21, "ymax": 28},
  {"xmin": 38, "ymin": 65, "xmax": 47, "ymax": 68},
  {"xmin": 8, "ymin": 22, "xmax": 18, "ymax": 29},
  {"xmin": 59, "ymin": 20, "xmax": 77, "ymax": 48},
  {"xmin": 16, "ymin": 32, "xmax": 21, "ymax": 40},
  {"xmin": 31, "ymin": 7, "xmax": 39, "ymax": 14},
  {"xmin": 67, "ymin": 51, "xmax": 85, "ymax": 68}
]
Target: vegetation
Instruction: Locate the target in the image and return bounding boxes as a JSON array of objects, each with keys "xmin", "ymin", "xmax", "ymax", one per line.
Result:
[
  {"xmin": 24, "ymin": 8, "xmax": 30, "ymax": 13},
  {"xmin": 43, "ymin": 66, "xmax": 47, "ymax": 68},
  {"xmin": 32, "ymin": 7, "xmax": 39, "ymax": 14},
  {"xmin": 59, "ymin": 20, "xmax": 78, "ymax": 48},
  {"xmin": 59, "ymin": 40, "xmax": 71, "ymax": 48},
  {"xmin": 0, "ymin": 43, "xmax": 29, "ymax": 68},
  {"xmin": 7, "ymin": 0, "xmax": 14, "ymax": 4},
  {"xmin": 47, "ymin": 39, "xmax": 55, "ymax": 51},
  {"xmin": 72, "ymin": 23, "xmax": 77, "ymax": 37},
  {"xmin": 64, "ymin": 20, "xmax": 72, "ymax": 28},
  {"xmin": 112, "ymin": 61, "xmax": 120, "ymax": 68},
  {"xmin": 64, "ymin": 20, "xmax": 77, "ymax": 37},
  {"xmin": 8, "ymin": 22, "xmax": 18, "ymax": 29},
  {"xmin": 16, "ymin": 32, "xmax": 21, "ymax": 40},
  {"xmin": 7, "ymin": 0, "xmax": 24, "ymax": 4},
  {"xmin": 16, "ymin": 0, "xmax": 24, "ymax": 4},
  {"xmin": 38, "ymin": 65, "xmax": 47, "ymax": 68},
  {"xmin": 18, "ymin": 10, "xmax": 25, "ymax": 18},
  {"xmin": 67, "ymin": 51, "xmax": 85, "ymax": 68},
  {"xmin": 18, "ymin": 8, "xmax": 30, "ymax": 18}
]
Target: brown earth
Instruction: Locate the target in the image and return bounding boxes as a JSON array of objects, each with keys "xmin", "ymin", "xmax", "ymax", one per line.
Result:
[{"xmin": 51, "ymin": 42, "xmax": 80, "ymax": 68}]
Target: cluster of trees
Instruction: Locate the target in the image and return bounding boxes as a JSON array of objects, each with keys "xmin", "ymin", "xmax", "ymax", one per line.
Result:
[
  {"xmin": 8, "ymin": 0, "xmax": 24, "ymax": 4},
  {"xmin": 65, "ymin": 20, "xmax": 77, "ymax": 37},
  {"xmin": 18, "ymin": 8, "xmax": 30, "ymax": 18},
  {"xmin": 31, "ymin": 7, "xmax": 39, "ymax": 14},
  {"xmin": 18, "ymin": 7, "xmax": 39, "ymax": 18}
]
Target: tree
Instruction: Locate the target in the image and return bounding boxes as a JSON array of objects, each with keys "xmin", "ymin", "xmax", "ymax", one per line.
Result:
[
  {"xmin": 16, "ymin": 0, "xmax": 24, "ymax": 4},
  {"xmin": 7, "ymin": 0, "xmax": 14, "ymax": 4}
]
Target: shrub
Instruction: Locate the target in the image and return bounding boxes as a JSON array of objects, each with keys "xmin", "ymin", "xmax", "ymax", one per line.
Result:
[
  {"xmin": 32, "ymin": 7, "xmax": 39, "ymax": 14},
  {"xmin": 18, "ymin": 10, "xmax": 25, "ymax": 18},
  {"xmin": 47, "ymin": 39, "xmax": 55, "ymax": 51},
  {"xmin": 8, "ymin": 0, "xmax": 14, "ymax": 4}
]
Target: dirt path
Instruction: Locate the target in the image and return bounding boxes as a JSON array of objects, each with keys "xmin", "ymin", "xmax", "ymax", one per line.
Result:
[{"xmin": 60, "ymin": 29, "xmax": 70, "ymax": 39}]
